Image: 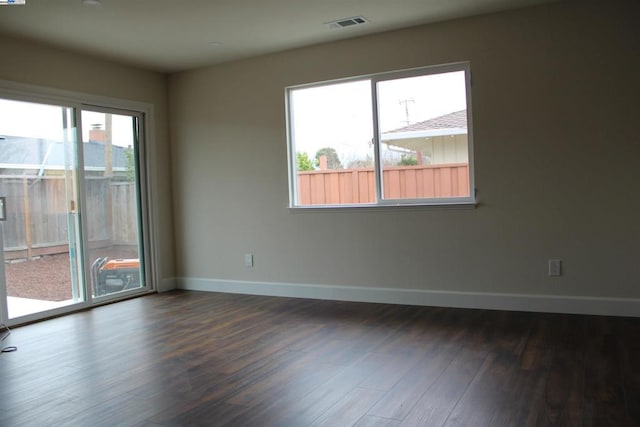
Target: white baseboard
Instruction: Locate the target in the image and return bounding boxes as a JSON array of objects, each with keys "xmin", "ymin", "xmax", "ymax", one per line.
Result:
[
  {"xmin": 157, "ymin": 277, "xmax": 177, "ymax": 293},
  {"xmin": 177, "ymin": 277, "xmax": 640, "ymax": 317}
]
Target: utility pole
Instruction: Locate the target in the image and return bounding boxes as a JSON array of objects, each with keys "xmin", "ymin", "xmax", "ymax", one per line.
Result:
[
  {"xmin": 104, "ymin": 114, "xmax": 113, "ymax": 178},
  {"xmin": 399, "ymin": 98, "xmax": 415, "ymax": 126},
  {"xmin": 104, "ymin": 114, "xmax": 114, "ymax": 253}
]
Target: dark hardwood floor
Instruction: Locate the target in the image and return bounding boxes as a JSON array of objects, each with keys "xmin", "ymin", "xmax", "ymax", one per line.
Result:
[{"xmin": 1, "ymin": 290, "xmax": 639, "ymax": 426}]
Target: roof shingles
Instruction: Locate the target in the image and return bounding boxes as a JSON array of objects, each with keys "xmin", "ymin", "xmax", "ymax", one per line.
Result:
[{"xmin": 386, "ymin": 109, "xmax": 467, "ymax": 134}]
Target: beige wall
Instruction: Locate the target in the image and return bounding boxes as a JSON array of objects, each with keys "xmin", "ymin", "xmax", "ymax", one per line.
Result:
[
  {"xmin": 169, "ymin": 0, "xmax": 639, "ymax": 300},
  {"xmin": 424, "ymin": 135, "xmax": 469, "ymax": 165},
  {"xmin": 0, "ymin": 35, "xmax": 176, "ymax": 286}
]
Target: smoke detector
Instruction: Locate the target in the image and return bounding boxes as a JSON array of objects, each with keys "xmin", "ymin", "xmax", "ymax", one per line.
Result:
[{"xmin": 325, "ymin": 16, "xmax": 369, "ymax": 30}]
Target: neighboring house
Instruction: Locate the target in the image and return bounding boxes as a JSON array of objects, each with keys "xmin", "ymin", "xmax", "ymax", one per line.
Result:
[
  {"xmin": 0, "ymin": 134, "xmax": 131, "ymax": 178},
  {"xmin": 381, "ymin": 109, "xmax": 468, "ymax": 165}
]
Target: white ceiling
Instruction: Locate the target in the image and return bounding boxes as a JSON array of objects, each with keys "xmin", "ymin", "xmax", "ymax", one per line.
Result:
[{"xmin": 0, "ymin": 0, "xmax": 558, "ymax": 73}]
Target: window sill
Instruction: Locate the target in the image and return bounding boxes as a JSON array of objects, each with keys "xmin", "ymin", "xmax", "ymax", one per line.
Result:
[{"xmin": 288, "ymin": 200, "xmax": 478, "ymax": 212}]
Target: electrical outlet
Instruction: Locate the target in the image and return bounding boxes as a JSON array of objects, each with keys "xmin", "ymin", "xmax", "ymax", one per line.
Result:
[
  {"xmin": 244, "ymin": 253, "xmax": 253, "ymax": 268},
  {"xmin": 548, "ymin": 259, "xmax": 562, "ymax": 277}
]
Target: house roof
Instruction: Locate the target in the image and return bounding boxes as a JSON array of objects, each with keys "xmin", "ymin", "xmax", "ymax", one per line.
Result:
[
  {"xmin": 386, "ymin": 110, "xmax": 467, "ymax": 134},
  {"xmin": 0, "ymin": 135, "xmax": 129, "ymax": 172},
  {"xmin": 380, "ymin": 109, "xmax": 468, "ymax": 148}
]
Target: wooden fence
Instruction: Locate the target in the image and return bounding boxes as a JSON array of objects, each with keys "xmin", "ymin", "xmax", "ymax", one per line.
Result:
[
  {"xmin": 297, "ymin": 163, "xmax": 469, "ymax": 205},
  {"xmin": 0, "ymin": 176, "xmax": 138, "ymax": 260}
]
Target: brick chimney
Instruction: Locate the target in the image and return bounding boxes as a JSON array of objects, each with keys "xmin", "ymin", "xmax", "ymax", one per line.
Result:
[{"xmin": 89, "ymin": 124, "xmax": 105, "ymax": 142}]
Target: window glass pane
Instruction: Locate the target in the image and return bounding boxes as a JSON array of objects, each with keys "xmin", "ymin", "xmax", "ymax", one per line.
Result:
[
  {"xmin": 290, "ymin": 80, "xmax": 374, "ymax": 205},
  {"xmin": 377, "ymin": 71, "xmax": 470, "ymax": 200},
  {"xmin": 0, "ymin": 98, "xmax": 85, "ymax": 319},
  {"xmin": 81, "ymin": 110, "xmax": 144, "ymax": 298}
]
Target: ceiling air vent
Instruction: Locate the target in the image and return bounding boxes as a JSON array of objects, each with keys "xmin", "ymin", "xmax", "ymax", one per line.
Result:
[{"xmin": 325, "ymin": 16, "xmax": 369, "ymax": 30}]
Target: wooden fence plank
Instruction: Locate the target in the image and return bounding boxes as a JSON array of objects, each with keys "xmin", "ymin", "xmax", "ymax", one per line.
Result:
[{"xmin": 296, "ymin": 164, "xmax": 469, "ymax": 205}]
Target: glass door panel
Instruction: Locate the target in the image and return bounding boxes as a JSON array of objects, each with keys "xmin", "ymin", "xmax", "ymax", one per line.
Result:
[
  {"xmin": 0, "ymin": 98, "xmax": 84, "ymax": 320},
  {"xmin": 81, "ymin": 109, "xmax": 145, "ymax": 298}
]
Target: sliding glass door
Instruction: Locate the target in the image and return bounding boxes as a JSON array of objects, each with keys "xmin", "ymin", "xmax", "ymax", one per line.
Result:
[
  {"xmin": 0, "ymin": 97, "xmax": 150, "ymax": 324},
  {"xmin": 0, "ymin": 99, "xmax": 84, "ymax": 320},
  {"xmin": 81, "ymin": 108, "xmax": 145, "ymax": 299}
]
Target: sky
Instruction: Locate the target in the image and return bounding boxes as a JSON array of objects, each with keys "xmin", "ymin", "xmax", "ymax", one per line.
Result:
[
  {"xmin": 0, "ymin": 99, "xmax": 134, "ymax": 147},
  {"xmin": 290, "ymin": 70, "xmax": 467, "ymax": 166}
]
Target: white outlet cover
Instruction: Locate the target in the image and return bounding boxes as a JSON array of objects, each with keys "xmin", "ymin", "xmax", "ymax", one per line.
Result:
[
  {"xmin": 244, "ymin": 253, "xmax": 253, "ymax": 267},
  {"xmin": 548, "ymin": 259, "xmax": 562, "ymax": 276}
]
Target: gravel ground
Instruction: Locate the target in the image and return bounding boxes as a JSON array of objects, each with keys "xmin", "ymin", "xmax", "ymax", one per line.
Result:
[
  {"xmin": 5, "ymin": 247, "xmax": 138, "ymax": 301},
  {"xmin": 6, "ymin": 254, "xmax": 73, "ymax": 301}
]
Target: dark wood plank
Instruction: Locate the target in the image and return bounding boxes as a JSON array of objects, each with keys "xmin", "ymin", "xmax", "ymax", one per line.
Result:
[
  {"xmin": 1, "ymin": 290, "xmax": 638, "ymax": 427},
  {"xmin": 582, "ymin": 317, "xmax": 628, "ymax": 427},
  {"xmin": 619, "ymin": 317, "xmax": 640, "ymax": 426},
  {"xmin": 518, "ymin": 314, "xmax": 586, "ymax": 426},
  {"xmin": 354, "ymin": 415, "xmax": 402, "ymax": 427},
  {"xmin": 399, "ymin": 347, "xmax": 493, "ymax": 426},
  {"xmin": 245, "ymin": 351, "xmax": 402, "ymax": 426},
  {"xmin": 446, "ymin": 313, "xmax": 554, "ymax": 426},
  {"xmin": 310, "ymin": 387, "xmax": 385, "ymax": 427},
  {"xmin": 366, "ymin": 341, "xmax": 460, "ymax": 420}
]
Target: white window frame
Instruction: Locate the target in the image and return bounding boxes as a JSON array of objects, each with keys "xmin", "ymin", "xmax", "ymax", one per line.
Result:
[{"xmin": 286, "ymin": 62, "xmax": 476, "ymax": 209}]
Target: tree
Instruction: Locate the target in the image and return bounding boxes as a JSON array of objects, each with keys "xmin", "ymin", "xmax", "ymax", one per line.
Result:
[
  {"xmin": 314, "ymin": 147, "xmax": 342, "ymax": 169},
  {"xmin": 124, "ymin": 146, "xmax": 136, "ymax": 181},
  {"xmin": 397, "ymin": 154, "xmax": 418, "ymax": 166},
  {"xmin": 296, "ymin": 151, "xmax": 315, "ymax": 171}
]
